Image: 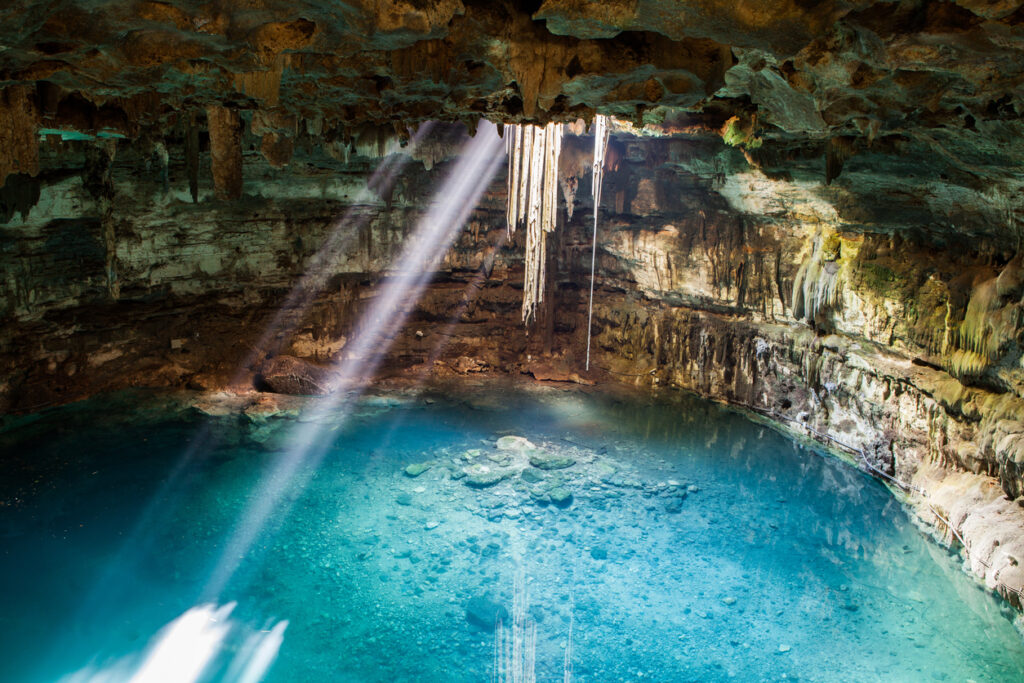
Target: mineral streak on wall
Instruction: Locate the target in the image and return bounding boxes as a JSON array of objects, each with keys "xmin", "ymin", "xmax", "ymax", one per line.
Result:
[{"xmin": 1, "ymin": 0, "xmax": 1024, "ymax": 613}]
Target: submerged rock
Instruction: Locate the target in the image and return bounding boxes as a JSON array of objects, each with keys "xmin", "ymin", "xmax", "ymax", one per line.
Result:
[
  {"xmin": 548, "ymin": 487, "xmax": 573, "ymax": 507},
  {"xmin": 465, "ymin": 593, "xmax": 508, "ymax": 631},
  {"xmin": 495, "ymin": 435, "xmax": 535, "ymax": 451},
  {"xmin": 528, "ymin": 451, "xmax": 575, "ymax": 470},
  {"xmin": 520, "ymin": 468, "xmax": 545, "ymax": 484},
  {"xmin": 462, "ymin": 463, "xmax": 510, "ymax": 488},
  {"xmin": 663, "ymin": 492, "xmax": 687, "ymax": 514},
  {"xmin": 404, "ymin": 462, "xmax": 432, "ymax": 477},
  {"xmin": 592, "ymin": 462, "xmax": 617, "ymax": 481}
]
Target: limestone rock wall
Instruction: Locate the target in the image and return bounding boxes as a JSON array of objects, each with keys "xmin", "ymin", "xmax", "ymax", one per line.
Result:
[{"xmin": 1, "ymin": 125, "xmax": 1023, "ymax": 605}]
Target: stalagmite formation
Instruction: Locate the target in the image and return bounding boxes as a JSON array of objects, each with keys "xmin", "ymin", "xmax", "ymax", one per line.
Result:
[{"xmin": 506, "ymin": 121, "xmax": 562, "ymax": 325}]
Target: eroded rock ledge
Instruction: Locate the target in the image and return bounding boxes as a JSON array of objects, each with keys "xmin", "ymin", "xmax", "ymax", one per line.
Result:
[{"xmin": 1, "ymin": 125, "xmax": 1023, "ymax": 613}]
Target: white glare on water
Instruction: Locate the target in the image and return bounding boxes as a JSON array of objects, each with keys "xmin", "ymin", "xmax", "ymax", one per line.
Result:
[
  {"xmin": 66, "ymin": 125, "xmax": 434, "ymax": 641},
  {"xmin": 60, "ymin": 604, "xmax": 287, "ymax": 683},
  {"xmin": 203, "ymin": 121, "xmax": 505, "ymax": 600},
  {"xmin": 55, "ymin": 121, "xmax": 502, "ymax": 683}
]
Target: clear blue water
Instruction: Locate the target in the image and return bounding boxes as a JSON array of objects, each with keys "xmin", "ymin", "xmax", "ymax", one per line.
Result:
[{"xmin": 1, "ymin": 383, "xmax": 1022, "ymax": 682}]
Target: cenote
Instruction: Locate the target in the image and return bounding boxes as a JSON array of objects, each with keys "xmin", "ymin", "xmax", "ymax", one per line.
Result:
[
  {"xmin": 1, "ymin": 384, "xmax": 1022, "ymax": 682},
  {"xmin": 5, "ymin": 3, "xmax": 1024, "ymax": 681}
]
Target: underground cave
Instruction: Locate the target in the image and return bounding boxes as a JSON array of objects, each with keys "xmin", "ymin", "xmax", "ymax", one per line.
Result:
[{"xmin": 2, "ymin": 1, "xmax": 1024, "ymax": 681}]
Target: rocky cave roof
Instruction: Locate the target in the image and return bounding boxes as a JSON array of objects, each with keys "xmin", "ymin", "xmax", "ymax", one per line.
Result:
[{"xmin": 1, "ymin": 0, "xmax": 1023, "ymax": 241}]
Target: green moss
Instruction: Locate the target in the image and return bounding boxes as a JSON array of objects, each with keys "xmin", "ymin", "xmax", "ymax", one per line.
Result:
[
  {"xmin": 858, "ymin": 262, "xmax": 898, "ymax": 293},
  {"xmin": 821, "ymin": 233, "xmax": 842, "ymax": 261},
  {"xmin": 722, "ymin": 118, "xmax": 746, "ymax": 147},
  {"xmin": 721, "ymin": 116, "xmax": 763, "ymax": 150}
]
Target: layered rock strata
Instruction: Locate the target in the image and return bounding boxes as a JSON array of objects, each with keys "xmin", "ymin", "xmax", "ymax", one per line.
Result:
[{"xmin": 1, "ymin": 124, "xmax": 1023, "ymax": 610}]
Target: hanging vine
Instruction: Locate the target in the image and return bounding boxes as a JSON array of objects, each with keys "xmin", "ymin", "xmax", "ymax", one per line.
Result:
[
  {"xmin": 506, "ymin": 121, "xmax": 563, "ymax": 325},
  {"xmin": 585, "ymin": 115, "xmax": 611, "ymax": 370}
]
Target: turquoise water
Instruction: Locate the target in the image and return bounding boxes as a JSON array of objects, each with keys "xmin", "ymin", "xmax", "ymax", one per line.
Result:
[{"xmin": 1, "ymin": 383, "xmax": 1022, "ymax": 682}]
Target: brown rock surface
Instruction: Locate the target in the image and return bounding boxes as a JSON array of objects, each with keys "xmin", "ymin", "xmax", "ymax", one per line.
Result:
[
  {"xmin": 257, "ymin": 355, "xmax": 335, "ymax": 396},
  {"xmin": 207, "ymin": 105, "xmax": 243, "ymax": 200},
  {"xmin": 2, "ymin": 0, "xmax": 1024, "ymax": 615}
]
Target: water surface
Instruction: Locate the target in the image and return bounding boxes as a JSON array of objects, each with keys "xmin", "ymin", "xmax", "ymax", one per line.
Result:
[{"xmin": 0, "ymin": 383, "xmax": 1021, "ymax": 682}]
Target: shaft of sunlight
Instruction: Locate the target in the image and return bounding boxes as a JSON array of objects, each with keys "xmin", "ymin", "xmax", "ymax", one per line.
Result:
[
  {"xmin": 202, "ymin": 121, "xmax": 505, "ymax": 600},
  {"xmin": 68, "ymin": 126, "xmax": 432, "ymax": 638},
  {"xmin": 224, "ymin": 620, "xmax": 289, "ymax": 683},
  {"xmin": 237, "ymin": 122, "xmax": 435, "ymax": 378}
]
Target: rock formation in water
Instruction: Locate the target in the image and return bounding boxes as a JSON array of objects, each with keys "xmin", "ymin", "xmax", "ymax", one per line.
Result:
[{"xmin": 2, "ymin": 1, "xmax": 1024, "ymax": 609}]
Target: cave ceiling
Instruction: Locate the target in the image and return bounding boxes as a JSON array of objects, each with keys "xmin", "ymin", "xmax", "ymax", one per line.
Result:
[{"xmin": 1, "ymin": 0, "xmax": 1023, "ymax": 241}]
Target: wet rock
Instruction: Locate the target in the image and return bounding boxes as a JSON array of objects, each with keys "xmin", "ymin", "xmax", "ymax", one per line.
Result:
[
  {"xmin": 462, "ymin": 463, "xmax": 510, "ymax": 488},
  {"xmin": 523, "ymin": 360, "xmax": 593, "ymax": 385},
  {"xmin": 404, "ymin": 462, "xmax": 432, "ymax": 477},
  {"xmin": 663, "ymin": 491, "xmax": 688, "ymax": 514},
  {"xmin": 466, "ymin": 593, "xmax": 508, "ymax": 631},
  {"xmin": 257, "ymin": 355, "xmax": 334, "ymax": 396},
  {"xmin": 529, "ymin": 451, "xmax": 576, "ymax": 470},
  {"xmin": 496, "ymin": 435, "xmax": 535, "ymax": 451},
  {"xmin": 549, "ymin": 487, "xmax": 573, "ymax": 507},
  {"xmin": 521, "ymin": 468, "xmax": 545, "ymax": 484}
]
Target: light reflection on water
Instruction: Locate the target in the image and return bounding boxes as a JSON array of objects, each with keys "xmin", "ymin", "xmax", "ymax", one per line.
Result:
[{"xmin": 0, "ymin": 384, "xmax": 1022, "ymax": 682}]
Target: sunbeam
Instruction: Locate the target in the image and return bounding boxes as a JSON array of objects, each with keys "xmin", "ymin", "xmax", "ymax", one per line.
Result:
[
  {"xmin": 235, "ymin": 122, "xmax": 437, "ymax": 380},
  {"xmin": 202, "ymin": 121, "xmax": 505, "ymax": 600},
  {"xmin": 59, "ymin": 126, "xmax": 435, "ymax": 655},
  {"xmin": 42, "ymin": 127, "xmax": 443, "ymax": 683}
]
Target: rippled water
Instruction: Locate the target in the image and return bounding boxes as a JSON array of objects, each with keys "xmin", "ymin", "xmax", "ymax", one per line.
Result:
[{"xmin": 1, "ymin": 383, "xmax": 1022, "ymax": 682}]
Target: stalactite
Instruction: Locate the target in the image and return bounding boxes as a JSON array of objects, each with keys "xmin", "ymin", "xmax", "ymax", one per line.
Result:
[
  {"xmin": 585, "ymin": 115, "xmax": 611, "ymax": 370},
  {"xmin": 233, "ymin": 55, "xmax": 288, "ymax": 106},
  {"xmin": 185, "ymin": 112, "xmax": 200, "ymax": 203},
  {"xmin": 517, "ymin": 125, "xmax": 532, "ymax": 231},
  {"xmin": 791, "ymin": 230, "xmax": 843, "ymax": 324},
  {"xmin": 0, "ymin": 85, "xmax": 40, "ymax": 188},
  {"xmin": 505, "ymin": 121, "xmax": 563, "ymax": 325},
  {"xmin": 207, "ymin": 105, "xmax": 243, "ymax": 201},
  {"xmin": 506, "ymin": 125, "xmax": 522, "ymax": 234}
]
